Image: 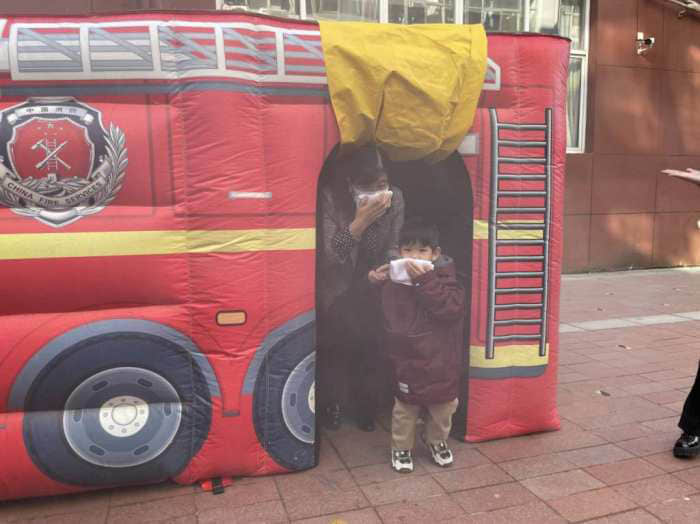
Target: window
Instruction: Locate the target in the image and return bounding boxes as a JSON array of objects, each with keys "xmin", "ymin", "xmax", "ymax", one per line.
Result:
[{"xmin": 218, "ymin": 0, "xmax": 589, "ymax": 152}]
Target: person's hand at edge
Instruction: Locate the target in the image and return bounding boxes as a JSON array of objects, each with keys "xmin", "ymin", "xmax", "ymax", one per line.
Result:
[{"xmin": 662, "ymin": 168, "xmax": 700, "ymax": 186}]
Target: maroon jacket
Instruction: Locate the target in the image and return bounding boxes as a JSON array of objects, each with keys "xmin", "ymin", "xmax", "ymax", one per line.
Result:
[{"xmin": 380, "ymin": 256, "xmax": 466, "ymax": 405}]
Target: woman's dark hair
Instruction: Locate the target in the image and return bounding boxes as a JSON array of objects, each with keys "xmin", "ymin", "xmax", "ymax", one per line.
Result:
[
  {"xmin": 336, "ymin": 144, "xmax": 388, "ymax": 186},
  {"xmin": 400, "ymin": 217, "xmax": 440, "ymax": 249}
]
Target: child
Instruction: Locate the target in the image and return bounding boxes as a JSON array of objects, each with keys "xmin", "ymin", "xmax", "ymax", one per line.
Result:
[{"xmin": 369, "ymin": 218, "xmax": 466, "ymax": 473}]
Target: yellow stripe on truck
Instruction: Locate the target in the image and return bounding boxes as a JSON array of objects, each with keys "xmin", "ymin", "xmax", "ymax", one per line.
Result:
[
  {"xmin": 0, "ymin": 228, "xmax": 316, "ymax": 261},
  {"xmin": 470, "ymin": 344, "xmax": 549, "ymax": 368},
  {"xmin": 473, "ymin": 219, "xmax": 544, "ymax": 240}
]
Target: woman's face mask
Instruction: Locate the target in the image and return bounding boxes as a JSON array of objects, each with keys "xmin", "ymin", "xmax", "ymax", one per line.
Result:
[
  {"xmin": 350, "ymin": 174, "xmax": 390, "ymax": 206},
  {"xmin": 351, "ymin": 187, "xmax": 392, "ymax": 207}
]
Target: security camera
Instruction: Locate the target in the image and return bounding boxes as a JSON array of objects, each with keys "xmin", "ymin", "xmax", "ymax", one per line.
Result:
[{"xmin": 636, "ymin": 32, "xmax": 656, "ymax": 55}]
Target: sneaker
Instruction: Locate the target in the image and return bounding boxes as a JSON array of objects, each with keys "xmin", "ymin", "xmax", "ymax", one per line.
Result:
[
  {"xmin": 423, "ymin": 437, "xmax": 454, "ymax": 467},
  {"xmin": 391, "ymin": 449, "xmax": 414, "ymax": 473}
]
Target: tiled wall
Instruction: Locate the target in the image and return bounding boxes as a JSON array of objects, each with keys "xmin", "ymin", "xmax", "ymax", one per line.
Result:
[{"xmin": 564, "ymin": 0, "xmax": 700, "ymax": 272}]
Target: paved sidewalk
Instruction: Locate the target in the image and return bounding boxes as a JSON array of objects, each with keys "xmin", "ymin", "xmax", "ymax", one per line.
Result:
[{"xmin": 2, "ymin": 268, "xmax": 700, "ymax": 523}]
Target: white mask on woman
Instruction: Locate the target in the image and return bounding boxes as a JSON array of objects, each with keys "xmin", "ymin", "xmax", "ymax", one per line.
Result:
[{"xmin": 351, "ymin": 188, "xmax": 392, "ymax": 207}]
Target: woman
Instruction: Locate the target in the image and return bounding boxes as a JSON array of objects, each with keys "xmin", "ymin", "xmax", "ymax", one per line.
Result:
[
  {"xmin": 317, "ymin": 145, "xmax": 405, "ymax": 431},
  {"xmin": 662, "ymin": 167, "xmax": 700, "ymax": 458}
]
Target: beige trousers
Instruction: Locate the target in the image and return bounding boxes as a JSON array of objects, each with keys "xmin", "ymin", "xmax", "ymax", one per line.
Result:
[{"xmin": 391, "ymin": 397, "xmax": 459, "ymax": 450}]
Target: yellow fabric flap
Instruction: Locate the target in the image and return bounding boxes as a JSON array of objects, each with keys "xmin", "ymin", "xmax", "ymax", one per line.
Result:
[{"xmin": 319, "ymin": 21, "xmax": 488, "ymax": 163}]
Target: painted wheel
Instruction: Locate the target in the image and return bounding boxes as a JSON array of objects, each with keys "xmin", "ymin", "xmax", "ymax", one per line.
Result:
[
  {"xmin": 23, "ymin": 332, "xmax": 212, "ymax": 486},
  {"xmin": 252, "ymin": 317, "xmax": 315, "ymax": 471}
]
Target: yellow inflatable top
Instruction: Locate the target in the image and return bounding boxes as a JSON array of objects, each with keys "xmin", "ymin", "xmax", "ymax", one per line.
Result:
[{"xmin": 319, "ymin": 21, "xmax": 488, "ymax": 163}]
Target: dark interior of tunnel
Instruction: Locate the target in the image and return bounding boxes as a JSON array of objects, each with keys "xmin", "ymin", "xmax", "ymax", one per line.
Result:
[{"xmin": 315, "ymin": 147, "xmax": 474, "ymax": 444}]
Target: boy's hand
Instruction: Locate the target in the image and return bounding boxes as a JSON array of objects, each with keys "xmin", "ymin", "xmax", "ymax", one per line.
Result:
[
  {"xmin": 405, "ymin": 260, "xmax": 432, "ymax": 280},
  {"xmin": 368, "ymin": 264, "xmax": 390, "ymax": 285}
]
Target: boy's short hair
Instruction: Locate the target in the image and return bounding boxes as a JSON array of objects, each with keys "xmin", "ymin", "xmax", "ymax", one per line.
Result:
[{"xmin": 400, "ymin": 217, "xmax": 440, "ymax": 249}]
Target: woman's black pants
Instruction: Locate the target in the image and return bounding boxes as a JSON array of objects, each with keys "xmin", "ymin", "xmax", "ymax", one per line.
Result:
[
  {"xmin": 318, "ymin": 289, "xmax": 384, "ymax": 420},
  {"xmin": 679, "ymin": 361, "xmax": 700, "ymax": 435}
]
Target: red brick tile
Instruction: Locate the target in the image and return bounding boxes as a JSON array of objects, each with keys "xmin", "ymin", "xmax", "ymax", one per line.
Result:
[
  {"xmin": 374, "ymin": 494, "xmax": 464, "ymax": 523},
  {"xmin": 276, "ymin": 469, "xmax": 355, "ymax": 501},
  {"xmin": 642, "ymin": 389, "xmax": 690, "ymax": 405},
  {"xmin": 578, "ymin": 508, "xmax": 662, "ymax": 523},
  {"xmin": 558, "ymin": 444, "xmax": 635, "ymax": 467},
  {"xmin": 350, "ymin": 462, "xmax": 429, "ymax": 486},
  {"xmin": 414, "ymin": 447, "xmax": 490, "ymax": 473},
  {"xmin": 360, "ymin": 475, "xmax": 444, "ymax": 506},
  {"xmin": 444, "ymin": 501, "xmax": 566, "ymax": 524},
  {"xmin": 644, "ymin": 451, "xmax": 700, "ymax": 473},
  {"xmin": 194, "ymin": 477, "xmax": 278, "ymax": 511},
  {"xmin": 646, "ymin": 493, "xmax": 700, "ymax": 523},
  {"xmin": 328, "ymin": 429, "xmax": 389, "ymax": 468},
  {"xmin": 431, "ymin": 464, "xmax": 512, "ymax": 493},
  {"xmin": 585, "ymin": 458, "xmax": 664, "ymax": 486},
  {"xmin": 293, "ymin": 508, "xmax": 382, "ymax": 524},
  {"xmin": 197, "ymin": 500, "xmax": 287, "ymax": 524},
  {"xmin": 593, "ymin": 423, "xmax": 656, "ymax": 443},
  {"xmin": 616, "ymin": 432, "xmax": 679, "ymax": 456},
  {"xmin": 0, "ymin": 492, "xmax": 110, "ymax": 522},
  {"xmin": 284, "ymin": 488, "xmax": 369, "ymax": 521},
  {"xmin": 641, "ymin": 416, "xmax": 682, "ymax": 433},
  {"xmin": 476, "ymin": 431, "xmax": 606, "ymax": 462},
  {"xmin": 6, "ymin": 509, "xmax": 110, "ymax": 524},
  {"xmin": 499, "ymin": 454, "xmax": 577, "ymax": 480},
  {"xmin": 520, "ymin": 469, "xmax": 604, "ymax": 500},
  {"xmin": 316, "ymin": 437, "xmax": 347, "ymax": 472},
  {"xmin": 109, "ymin": 482, "xmax": 194, "ymax": 507},
  {"xmin": 674, "ymin": 466, "xmax": 700, "ymax": 490},
  {"xmin": 612, "ymin": 474, "xmax": 696, "ymax": 506},
  {"xmin": 577, "ymin": 407, "xmax": 678, "ymax": 431},
  {"xmin": 449, "ymin": 482, "xmax": 537, "ymax": 514},
  {"xmin": 106, "ymin": 494, "xmax": 196, "ymax": 524},
  {"xmin": 548, "ymin": 487, "xmax": 638, "ymax": 522}
]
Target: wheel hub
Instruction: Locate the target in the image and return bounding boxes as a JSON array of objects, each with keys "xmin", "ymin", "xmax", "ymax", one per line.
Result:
[
  {"xmin": 99, "ymin": 396, "xmax": 149, "ymax": 438},
  {"xmin": 62, "ymin": 367, "xmax": 182, "ymax": 468}
]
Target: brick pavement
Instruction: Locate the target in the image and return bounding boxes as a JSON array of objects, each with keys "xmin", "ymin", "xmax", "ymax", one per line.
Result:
[{"xmin": 2, "ymin": 268, "xmax": 700, "ymax": 523}]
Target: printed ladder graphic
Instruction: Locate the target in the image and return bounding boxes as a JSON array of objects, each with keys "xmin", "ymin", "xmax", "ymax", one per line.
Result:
[
  {"xmin": 89, "ymin": 26, "xmax": 153, "ymax": 72},
  {"xmin": 16, "ymin": 27, "xmax": 82, "ymax": 73},
  {"xmin": 485, "ymin": 108, "xmax": 552, "ymax": 364}
]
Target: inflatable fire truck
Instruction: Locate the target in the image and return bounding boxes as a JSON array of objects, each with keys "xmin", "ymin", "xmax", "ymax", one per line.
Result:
[{"xmin": 0, "ymin": 11, "xmax": 568, "ymax": 500}]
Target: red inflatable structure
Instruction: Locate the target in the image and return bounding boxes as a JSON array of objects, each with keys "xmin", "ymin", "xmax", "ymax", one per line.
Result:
[{"xmin": 0, "ymin": 11, "xmax": 569, "ymax": 500}]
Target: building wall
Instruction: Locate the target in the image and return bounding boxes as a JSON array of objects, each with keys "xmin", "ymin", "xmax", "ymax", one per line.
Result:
[{"xmin": 564, "ymin": 0, "xmax": 700, "ymax": 272}]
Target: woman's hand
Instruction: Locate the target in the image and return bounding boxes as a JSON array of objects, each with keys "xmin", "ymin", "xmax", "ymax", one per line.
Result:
[
  {"xmin": 349, "ymin": 192, "xmax": 392, "ymax": 240},
  {"xmin": 368, "ymin": 264, "xmax": 390, "ymax": 285},
  {"xmin": 662, "ymin": 168, "xmax": 700, "ymax": 186},
  {"xmin": 405, "ymin": 260, "xmax": 432, "ymax": 281}
]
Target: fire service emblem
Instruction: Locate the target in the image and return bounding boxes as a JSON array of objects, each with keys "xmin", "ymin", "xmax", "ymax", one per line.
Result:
[{"xmin": 0, "ymin": 97, "xmax": 127, "ymax": 227}]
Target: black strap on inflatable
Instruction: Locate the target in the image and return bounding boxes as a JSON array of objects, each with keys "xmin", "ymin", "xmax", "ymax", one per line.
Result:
[{"xmin": 211, "ymin": 477, "xmax": 225, "ymax": 495}]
